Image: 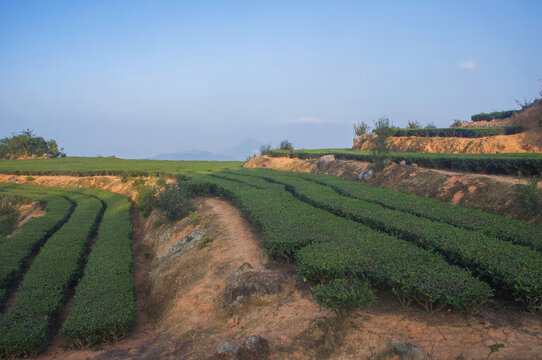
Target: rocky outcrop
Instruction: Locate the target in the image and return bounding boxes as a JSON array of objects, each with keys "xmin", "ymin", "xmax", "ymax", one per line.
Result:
[{"xmin": 223, "ymin": 263, "xmax": 283, "ymax": 309}]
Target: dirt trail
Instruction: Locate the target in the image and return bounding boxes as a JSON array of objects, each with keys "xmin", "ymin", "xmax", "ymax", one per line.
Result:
[{"xmin": 245, "ymin": 156, "xmax": 540, "ymax": 222}]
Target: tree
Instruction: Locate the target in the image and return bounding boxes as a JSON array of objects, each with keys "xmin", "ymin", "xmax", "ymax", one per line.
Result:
[
  {"xmin": 407, "ymin": 120, "xmax": 422, "ymax": 129},
  {"xmin": 353, "ymin": 121, "xmax": 370, "ymax": 136},
  {"xmin": 279, "ymin": 139, "xmax": 294, "ymax": 151},
  {"xmin": 0, "ymin": 129, "xmax": 65, "ymax": 158},
  {"xmin": 371, "ymin": 117, "xmax": 394, "ymax": 171}
]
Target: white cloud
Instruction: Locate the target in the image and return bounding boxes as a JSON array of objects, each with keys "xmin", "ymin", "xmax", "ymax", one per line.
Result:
[
  {"xmin": 455, "ymin": 60, "xmax": 476, "ymax": 70},
  {"xmin": 290, "ymin": 116, "xmax": 325, "ymax": 124}
]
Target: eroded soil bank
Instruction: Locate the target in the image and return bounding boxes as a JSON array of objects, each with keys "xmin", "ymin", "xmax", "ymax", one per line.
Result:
[
  {"xmin": 1, "ymin": 175, "xmax": 541, "ymax": 359},
  {"xmin": 245, "ymin": 156, "xmax": 541, "ymax": 222}
]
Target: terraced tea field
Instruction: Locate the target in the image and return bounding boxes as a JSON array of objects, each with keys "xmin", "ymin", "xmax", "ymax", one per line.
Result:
[
  {"xmin": 0, "ymin": 183, "xmax": 134, "ymax": 357},
  {"xmin": 187, "ymin": 169, "xmax": 542, "ymax": 313}
]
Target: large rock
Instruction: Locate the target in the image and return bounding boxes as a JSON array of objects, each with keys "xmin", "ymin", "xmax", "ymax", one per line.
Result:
[
  {"xmin": 317, "ymin": 155, "xmax": 335, "ymax": 169},
  {"xmin": 235, "ymin": 335, "xmax": 269, "ymax": 360},
  {"xmin": 390, "ymin": 338, "xmax": 424, "ymax": 360},
  {"xmin": 213, "ymin": 340, "xmax": 239, "ymax": 360},
  {"xmin": 357, "ymin": 169, "xmax": 374, "ymax": 181},
  {"xmin": 223, "ymin": 263, "xmax": 283, "ymax": 309}
]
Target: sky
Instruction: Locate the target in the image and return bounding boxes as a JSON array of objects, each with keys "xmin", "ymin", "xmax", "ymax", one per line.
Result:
[{"xmin": 1, "ymin": 0, "xmax": 541, "ymax": 158}]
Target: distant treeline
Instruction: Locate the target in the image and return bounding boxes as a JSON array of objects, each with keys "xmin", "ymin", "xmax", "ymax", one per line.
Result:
[{"xmin": 0, "ymin": 129, "xmax": 65, "ymax": 159}]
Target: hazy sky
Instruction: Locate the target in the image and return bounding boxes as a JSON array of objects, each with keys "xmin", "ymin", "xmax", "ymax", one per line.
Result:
[{"xmin": 1, "ymin": 0, "xmax": 541, "ymax": 158}]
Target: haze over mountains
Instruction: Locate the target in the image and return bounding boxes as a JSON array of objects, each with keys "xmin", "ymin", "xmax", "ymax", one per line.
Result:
[{"xmin": 150, "ymin": 138, "xmax": 262, "ymax": 161}]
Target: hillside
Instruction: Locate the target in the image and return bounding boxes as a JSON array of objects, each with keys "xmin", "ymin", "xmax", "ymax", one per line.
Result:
[{"xmin": 353, "ymin": 100, "xmax": 542, "ymax": 154}]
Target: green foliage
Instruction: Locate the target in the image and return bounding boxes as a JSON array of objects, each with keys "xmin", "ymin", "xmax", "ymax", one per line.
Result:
[
  {"xmin": 297, "ymin": 171, "xmax": 542, "ymax": 252},
  {"xmin": 199, "ymin": 236, "xmax": 213, "ymax": 248},
  {"xmin": 156, "ymin": 182, "xmax": 194, "ymax": 221},
  {"xmin": 0, "ymin": 191, "xmax": 73, "ymax": 299},
  {"xmin": 311, "ymin": 278, "xmax": 376, "ymax": 322},
  {"xmin": 391, "ymin": 126, "xmax": 524, "ymax": 138},
  {"xmin": 134, "ymin": 183, "xmax": 156, "ymax": 217},
  {"xmin": 0, "ymin": 194, "xmax": 103, "ymax": 357},
  {"xmin": 451, "ymin": 119, "xmax": 463, "ymax": 127},
  {"xmin": 407, "ymin": 120, "xmax": 422, "ymax": 129},
  {"xmin": 266, "ymin": 148, "xmax": 542, "ymax": 176},
  {"xmin": 0, "ymin": 157, "xmax": 243, "ymax": 177},
  {"xmin": 190, "ymin": 171, "xmax": 493, "ymax": 312},
  {"xmin": 246, "ymin": 170, "xmax": 541, "ymax": 311},
  {"xmin": 471, "ymin": 110, "xmax": 519, "ymax": 122},
  {"xmin": 0, "ymin": 203, "xmax": 19, "ymax": 236},
  {"xmin": 279, "ymin": 139, "xmax": 294, "ymax": 151},
  {"xmin": 424, "ymin": 122, "xmax": 437, "ymax": 129},
  {"xmin": 353, "ymin": 121, "xmax": 370, "ymax": 136},
  {"xmin": 61, "ymin": 191, "xmax": 136, "ymax": 348},
  {"xmin": 515, "ymin": 176, "xmax": 542, "ymax": 218},
  {"xmin": 190, "ymin": 212, "xmax": 201, "ymax": 225},
  {"xmin": 371, "ymin": 117, "xmax": 394, "ymax": 171},
  {"xmin": 0, "ymin": 129, "xmax": 65, "ymax": 158}
]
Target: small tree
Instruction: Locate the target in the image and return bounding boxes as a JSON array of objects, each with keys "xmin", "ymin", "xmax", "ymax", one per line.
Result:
[
  {"xmin": 353, "ymin": 121, "xmax": 370, "ymax": 136},
  {"xmin": 279, "ymin": 139, "xmax": 294, "ymax": 151},
  {"xmin": 407, "ymin": 120, "xmax": 422, "ymax": 129},
  {"xmin": 450, "ymin": 119, "xmax": 462, "ymax": 128},
  {"xmin": 424, "ymin": 122, "xmax": 437, "ymax": 129},
  {"xmin": 371, "ymin": 116, "xmax": 394, "ymax": 171}
]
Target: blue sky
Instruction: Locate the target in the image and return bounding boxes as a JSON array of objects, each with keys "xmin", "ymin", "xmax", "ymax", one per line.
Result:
[{"xmin": 1, "ymin": 0, "xmax": 541, "ymax": 158}]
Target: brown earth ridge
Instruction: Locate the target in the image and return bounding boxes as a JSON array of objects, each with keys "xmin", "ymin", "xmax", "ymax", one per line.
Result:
[{"xmin": 353, "ymin": 99, "xmax": 542, "ymax": 153}]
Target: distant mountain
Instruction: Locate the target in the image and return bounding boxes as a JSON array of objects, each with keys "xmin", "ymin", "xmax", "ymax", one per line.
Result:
[
  {"xmin": 150, "ymin": 149, "xmax": 236, "ymax": 161},
  {"xmin": 150, "ymin": 139, "xmax": 263, "ymax": 161},
  {"xmin": 221, "ymin": 138, "xmax": 262, "ymax": 160}
]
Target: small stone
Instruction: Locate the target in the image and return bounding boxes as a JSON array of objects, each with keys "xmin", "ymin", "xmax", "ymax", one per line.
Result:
[
  {"xmin": 357, "ymin": 169, "xmax": 374, "ymax": 181},
  {"xmin": 399, "ymin": 160, "xmax": 406, "ymax": 166},
  {"xmin": 391, "ymin": 338, "xmax": 424, "ymax": 360},
  {"xmin": 214, "ymin": 340, "xmax": 239, "ymax": 360},
  {"xmin": 236, "ymin": 335, "xmax": 269, "ymax": 360},
  {"xmin": 411, "ymin": 163, "xmax": 418, "ymax": 168}
]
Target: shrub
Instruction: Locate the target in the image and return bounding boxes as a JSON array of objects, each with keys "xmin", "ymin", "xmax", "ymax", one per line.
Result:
[
  {"xmin": 134, "ymin": 183, "xmax": 156, "ymax": 217},
  {"xmin": 451, "ymin": 119, "xmax": 463, "ymax": 127},
  {"xmin": 424, "ymin": 122, "xmax": 436, "ymax": 129},
  {"xmin": 311, "ymin": 278, "xmax": 376, "ymax": 322},
  {"xmin": 0, "ymin": 204, "xmax": 19, "ymax": 236},
  {"xmin": 279, "ymin": 140, "xmax": 294, "ymax": 151},
  {"xmin": 353, "ymin": 121, "xmax": 370, "ymax": 136},
  {"xmin": 156, "ymin": 183, "xmax": 194, "ymax": 221},
  {"xmin": 371, "ymin": 117, "xmax": 394, "ymax": 171},
  {"xmin": 515, "ymin": 176, "xmax": 542, "ymax": 218},
  {"xmin": 390, "ymin": 126, "xmax": 524, "ymax": 138},
  {"xmin": 471, "ymin": 110, "xmax": 519, "ymax": 122},
  {"xmin": 407, "ymin": 120, "xmax": 422, "ymax": 129}
]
